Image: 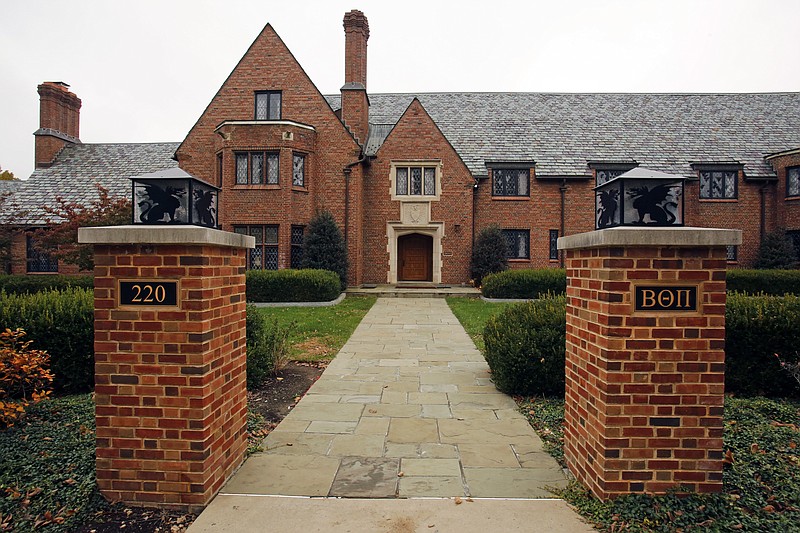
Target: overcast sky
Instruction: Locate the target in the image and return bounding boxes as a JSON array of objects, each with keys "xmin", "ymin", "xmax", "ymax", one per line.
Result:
[{"xmin": 2, "ymin": 0, "xmax": 799, "ymax": 180}]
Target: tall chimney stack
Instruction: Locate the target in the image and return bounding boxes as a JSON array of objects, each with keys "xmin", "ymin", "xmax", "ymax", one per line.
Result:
[
  {"xmin": 34, "ymin": 82, "xmax": 81, "ymax": 168},
  {"xmin": 341, "ymin": 10, "xmax": 370, "ymax": 145}
]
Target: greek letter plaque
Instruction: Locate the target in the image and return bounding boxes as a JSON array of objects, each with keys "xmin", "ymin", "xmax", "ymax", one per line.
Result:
[
  {"xmin": 119, "ymin": 280, "xmax": 179, "ymax": 307},
  {"xmin": 634, "ymin": 286, "xmax": 697, "ymax": 312}
]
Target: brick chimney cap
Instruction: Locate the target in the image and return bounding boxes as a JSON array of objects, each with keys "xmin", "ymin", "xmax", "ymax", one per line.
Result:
[
  {"xmin": 43, "ymin": 81, "xmax": 71, "ymax": 89},
  {"xmin": 343, "ymin": 9, "xmax": 369, "ymax": 38}
]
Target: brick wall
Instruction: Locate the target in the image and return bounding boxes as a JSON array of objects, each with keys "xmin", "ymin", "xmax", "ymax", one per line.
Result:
[
  {"xmin": 560, "ymin": 229, "xmax": 736, "ymax": 499},
  {"xmin": 90, "ymin": 238, "xmax": 248, "ymax": 511},
  {"xmin": 769, "ymin": 152, "xmax": 800, "ymax": 233}
]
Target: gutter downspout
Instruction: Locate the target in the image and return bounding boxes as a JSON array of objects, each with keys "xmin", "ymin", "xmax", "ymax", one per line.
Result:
[
  {"xmin": 343, "ymin": 154, "xmax": 366, "ymax": 283},
  {"xmin": 559, "ymin": 179, "xmax": 568, "ymax": 268},
  {"xmin": 760, "ymin": 183, "xmax": 767, "ymax": 245}
]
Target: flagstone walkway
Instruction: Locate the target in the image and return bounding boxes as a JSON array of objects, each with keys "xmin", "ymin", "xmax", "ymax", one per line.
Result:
[{"xmin": 222, "ymin": 297, "xmax": 568, "ymax": 499}]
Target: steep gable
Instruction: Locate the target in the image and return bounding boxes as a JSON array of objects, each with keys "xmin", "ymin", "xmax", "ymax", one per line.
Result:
[{"xmin": 176, "ymin": 22, "xmax": 360, "ymax": 181}]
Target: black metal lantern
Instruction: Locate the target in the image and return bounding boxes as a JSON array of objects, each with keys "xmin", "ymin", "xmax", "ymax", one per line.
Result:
[
  {"xmin": 595, "ymin": 167, "xmax": 685, "ymax": 229},
  {"xmin": 130, "ymin": 168, "xmax": 219, "ymax": 228}
]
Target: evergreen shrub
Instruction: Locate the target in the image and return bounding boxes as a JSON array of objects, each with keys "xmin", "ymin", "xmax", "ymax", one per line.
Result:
[
  {"xmin": 726, "ymin": 269, "xmax": 800, "ymax": 296},
  {"xmin": 246, "ymin": 305, "xmax": 296, "ymax": 390},
  {"xmin": 246, "ymin": 269, "xmax": 341, "ymax": 302},
  {"xmin": 483, "ymin": 296, "xmax": 566, "ymax": 395},
  {"xmin": 471, "ymin": 224, "xmax": 509, "ymax": 286},
  {"xmin": 0, "ymin": 288, "xmax": 94, "ymax": 393},
  {"xmin": 301, "ymin": 210, "xmax": 349, "ymax": 290},
  {"xmin": 482, "ymin": 268, "xmax": 566, "ymax": 299},
  {"xmin": 754, "ymin": 230, "xmax": 798, "ymax": 269},
  {"xmin": 726, "ymin": 293, "xmax": 800, "ymax": 397},
  {"xmin": 0, "ymin": 274, "xmax": 93, "ymax": 295}
]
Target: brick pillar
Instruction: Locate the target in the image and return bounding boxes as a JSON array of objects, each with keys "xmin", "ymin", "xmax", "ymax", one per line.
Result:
[
  {"xmin": 558, "ymin": 227, "xmax": 740, "ymax": 500},
  {"xmin": 78, "ymin": 226, "xmax": 254, "ymax": 511}
]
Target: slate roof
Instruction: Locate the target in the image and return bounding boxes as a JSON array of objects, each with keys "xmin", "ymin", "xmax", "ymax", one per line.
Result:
[
  {"xmin": 4, "ymin": 142, "xmax": 179, "ymax": 225},
  {"xmin": 326, "ymin": 92, "xmax": 800, "ymax": 179}
]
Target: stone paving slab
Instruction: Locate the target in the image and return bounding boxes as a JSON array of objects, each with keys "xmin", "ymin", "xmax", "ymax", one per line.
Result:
[{"xmin": 218, "ymin": 298, "xmax": 569, "ymax": 501}]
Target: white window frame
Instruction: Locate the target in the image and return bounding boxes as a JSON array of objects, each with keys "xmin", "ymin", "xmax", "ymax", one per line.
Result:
[{"xmin": 390, "ymin": 161, "xmax": 442, "ymax": 201}]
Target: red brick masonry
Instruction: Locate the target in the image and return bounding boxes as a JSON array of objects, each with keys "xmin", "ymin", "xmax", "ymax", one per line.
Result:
[
  {"xmin": 79, "ymin": 226, "xmax": 254, "ymax": 511},
  {"xmin": 559, "ymin": 227, "xmax": 740, "ymax": 499}
]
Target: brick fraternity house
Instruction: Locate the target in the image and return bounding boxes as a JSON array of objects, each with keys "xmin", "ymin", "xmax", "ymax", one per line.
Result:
[{"xmin": 4, "ymin": 10, "xmax": 800, "ymax": 285}]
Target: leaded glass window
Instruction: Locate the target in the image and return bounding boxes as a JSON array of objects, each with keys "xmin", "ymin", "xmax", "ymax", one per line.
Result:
[
  {"xmin": 410, "ymin": 167, "xmax": 422, "ymax": 195},
  {"xmin": 251, "ymin": 153, "xmax": 263, "ymax": 185},
  {"xmin": 266, "ymin": 153, "xmax": 279, "ymax": 185},
  {"xmin": 394, "ymin": 165, "xmax": 437, "ymax": 196},
  {"xmin": 291, "ymin": 225, "xmax": 304, "ymax": 269},
  {"xmin": 396, "ymin": 167, "xmax": 408, "ymax": 196},
  {"xmin": 236, "ymin": 153, "xmax": 248, "ymax": 184},
  {"xmin": 549, "ymin": 229, "xmax": 559, "ymax": 261},
  {"xmin": 234, "ymin": 225, "xmax": 279, "ymax": 270},
  {"xmin": 26, "ymin": 234, "xmax": 58, "ymax": 273},
  {"xmin": 293, "ymin": 154, "xmax": 305, "ymax": 187},
  {"xmin": 726, "ymin": 245, "xmax": 738, "ymax": 262},
  {"xmin": 699, "ymin": 170, "xmax": 737, "ymax": 199},
  {"xmin": 596, "ymin": 169, "xmax": 624, "ymax": 186},
  {"xmin": 424, "ymin": 168, "xmax": 436, "ymax": 195},
  {"xmin": 502, "ymin": 229, "xmax": 530, "ymax": 260},
  {"xmin": 787, "ymin": 167, "xmax": 800, "ymax": 198},
  {"xmin": 492, "ymin": 169, "xmax": 530, "ymax": 197},
  {"xmin": 235, "ymin": 151, "xmax": 279, "ymax": 185},
  {"xmin": 255, "ymin": 91, "xmax": 281, "ymax": 120}
]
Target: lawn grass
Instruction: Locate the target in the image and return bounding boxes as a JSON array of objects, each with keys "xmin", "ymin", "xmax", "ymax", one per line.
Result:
[
  {"xmin": 253, "ymin": 295, "xmax": 376, "ymax": 362},
  {"xmin": 445, "ymin": 296, "xmax": 510, "ymax": 351}
]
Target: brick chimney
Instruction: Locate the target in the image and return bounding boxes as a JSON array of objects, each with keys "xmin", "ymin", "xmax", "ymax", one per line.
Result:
[
  {"xmin": 34, "ymin": 82, "xmax": 81, "ymax": 168},
  {"xmin": 341, "ymin": 10, "xmax": 370, "ymax": 146}
]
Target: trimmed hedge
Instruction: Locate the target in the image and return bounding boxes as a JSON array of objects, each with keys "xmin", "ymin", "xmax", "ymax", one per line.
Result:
[
  {"xmin": 0, "ymin": 288, "xmax": 94, "ymax": 393},
  {"xmin": 482, "ymin": 268, "xmax": 566, "ymax": 299},
  {"xmin": 726, "ymin": 293, "xmax": 800, "ymax": 397},
  {"xmin": 246, "ymin": 269, "xmax": 341, "ymax": 302},
  {"xmin": 483, "ymin": 296, "xmax": 566, "ymax": 395},
  {"xmin": 0, "ymin": 275, "xmax": 93, "ymax": 295},
  {"xmin": 726, "ymin": 269, "xmax": 800, "ymax": 296}
]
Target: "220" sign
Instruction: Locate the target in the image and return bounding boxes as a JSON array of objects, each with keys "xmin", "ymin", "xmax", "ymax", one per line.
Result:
[{"xmin": 119, "ymin": 281, "xmax": 179, "ymax": 307}]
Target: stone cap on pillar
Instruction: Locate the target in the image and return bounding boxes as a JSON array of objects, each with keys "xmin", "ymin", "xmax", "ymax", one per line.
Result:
[
  {"xmin": 78, "ymin": 225, "xmax": 255, "ymax": 249},
  {"xmin": 558, "ymin": 226, "xmax": 742, "ymax": 251}
]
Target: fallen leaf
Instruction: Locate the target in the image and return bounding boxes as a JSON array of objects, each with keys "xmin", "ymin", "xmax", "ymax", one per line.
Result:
[
  {"xmin": 428, "ymin": 525, "xmax": 435, "ymax": 529},
  {"xmin": 723, "ymin": 449, "xmax": 735, "ymax": 464},
  {"xmin": 466, "ymin": 497, "xmax": 474, "ymax": 502},
  {"xmin": 454, "ymin": 497, "xmax": 462, "ymax": 505},
  {"xmin": 276, "ymin": 377, "xmax": 283, "ymax": 381},
  {"xmin": 64, "ymin": 478, "xmax": 77, "ymax": 486},
  {"xmin": 397, "ymin": 471, "xmax": 404, "ymax": 477},
  {"xmin": 369, "ymin": 409, "xmax": 378, "ymax": 414},
  {"xmin": 763, "ymin": 505, "xmax": 775, "ymax": 513}
]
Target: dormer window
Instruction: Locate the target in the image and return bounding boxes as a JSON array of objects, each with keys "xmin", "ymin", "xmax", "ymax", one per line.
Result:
[
  {"xmin": 588, "ymin": 161, "xmax": 638, "ymax": 186},
  {"xmin": 255, "ymin": 91, "xmax": 281, "ymax": 120},
  {"xmin": 492, "ymin": 169, "xmax": 529, "ymax": 197},
  {"xmin": 699, "ymin": 170, "xmax": 737, "ymax": 199}
]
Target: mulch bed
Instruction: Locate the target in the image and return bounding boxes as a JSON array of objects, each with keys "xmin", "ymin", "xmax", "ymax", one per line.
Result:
[{"xmin": 75, "ymin": 362, "xmax": 324, "ymax": 533}]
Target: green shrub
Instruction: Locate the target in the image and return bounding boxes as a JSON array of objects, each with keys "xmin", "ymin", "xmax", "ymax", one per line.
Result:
[
  {"xmin": 725, "ymin": 293, "xmax": 800, "ymax": 397},
  {"xmin": 0, "ymin": 274, "xmax": 93, "ymax": 295},
  {"xmin": 484, "ymin": 296, "xmax": 566, "ymax": 395},
  {"xmin": 246, "ymin": 269, "xmax": 341, "ymax": 302},
  {"xmin": 0, "ymin": 288, "xmax": 94, "ymax": 393},
  {"xmin": 726, "ymin": 269, "xmax": 800, "ymax": 295},
  {"xmin": 754, "ymin": 230, "xmax": 798, "ymax": 269},
  {"xmin": 246, "ymin": 305, "xmax": 296, "ymax": 390},
  {"xmin": 471, "ymin": 224, "xmax": 509, "ymax": 286},
  {"xmin": 482, "ymin": 268, "xmax": 566, "ymax": 299},
  {"xmin": 301, "ymin": 210, "xmax": 349, "ymax": 290}
]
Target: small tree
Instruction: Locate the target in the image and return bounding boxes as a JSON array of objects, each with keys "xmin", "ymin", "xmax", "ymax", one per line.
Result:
[
  {"xmin": 754, "ymin": 230, "xmax": 798, "ymax": 269},
  {"xmin": 35, "ymin": 183, "xmax": 130, "ymax": 271},
  {"xmin": 301, "ymin": 210, "xmax": 348, "ymax": 290},
  {"xmin": 471, "ymin": 224, "xmax": 509, "ymax": 286}
]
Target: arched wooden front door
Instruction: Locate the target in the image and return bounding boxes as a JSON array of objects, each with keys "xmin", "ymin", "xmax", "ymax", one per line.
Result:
[{"xmin": 398, "ymin": 233, "xmax": 433, "ymax": 282}]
